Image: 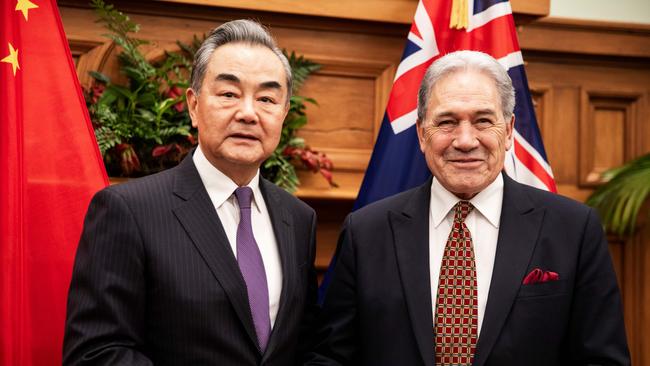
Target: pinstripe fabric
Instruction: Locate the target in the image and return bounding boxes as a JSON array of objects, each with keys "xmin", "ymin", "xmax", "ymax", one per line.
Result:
[{"xmin": 63, "ymin": 153, "xmax": 318, "ymax": 366}]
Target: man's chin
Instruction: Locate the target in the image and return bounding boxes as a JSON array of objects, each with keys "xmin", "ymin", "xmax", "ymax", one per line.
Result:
[
  {"xmin": 222, "ymin": 152, "xmax": 268, "ymax": 168},
  {"xmin": 443, "ymin": 177, "xmax": 490, "ymax": 199}
]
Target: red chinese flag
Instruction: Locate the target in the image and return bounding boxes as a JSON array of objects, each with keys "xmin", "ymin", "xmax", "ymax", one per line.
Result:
[{"xmin": 0, "ymin": 0, "xmax": 108, "ymax": 364}]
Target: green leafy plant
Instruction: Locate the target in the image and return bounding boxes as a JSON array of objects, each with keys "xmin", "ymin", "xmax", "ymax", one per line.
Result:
[
  {"xmin": 86, "ymin": 0, "xmax": 335, "ymax": 191},
  {"xmin": 86, "ymin": 0, "xmax": 196, "ymax": 176},
  {"xmin": 586, "ymin": 153, "xmax": 650, "ymax": 236}
]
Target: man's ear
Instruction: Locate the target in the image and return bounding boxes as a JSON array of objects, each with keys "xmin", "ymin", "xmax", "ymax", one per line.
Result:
[
  {"xmin": 186, "ymin": 88, "xmax": 199, "ymax": 128},
  {"xmin": 282, "ymin": 98, "xmax": 290, "ymax": 120},
  {"xmin": 505, "ymin": 114, "xmax": 515, "ymax": 150},
  {"xmin": 415, "ymin": 119, "xmax": 426, "ymax": 153}
]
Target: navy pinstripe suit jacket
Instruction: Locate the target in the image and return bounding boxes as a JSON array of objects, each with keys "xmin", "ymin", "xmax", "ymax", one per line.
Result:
[{"xmin": 63, "ymin": 152, "xmax": 318, "ymax": 365}]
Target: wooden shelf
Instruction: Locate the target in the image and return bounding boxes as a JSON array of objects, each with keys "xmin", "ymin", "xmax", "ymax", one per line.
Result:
[{"xmin": 294, "ymin": 170, "xmax": 362, "ymax": 201}]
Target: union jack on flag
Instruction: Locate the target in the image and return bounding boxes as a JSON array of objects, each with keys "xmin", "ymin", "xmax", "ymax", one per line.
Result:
[{"xmin": 354, "ymin": 0, "xmax": 557, "ymax": 209}]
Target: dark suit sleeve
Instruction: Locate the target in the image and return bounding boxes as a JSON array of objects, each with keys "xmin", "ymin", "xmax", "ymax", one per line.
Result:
[
  {"xmin": 63, "ymin": 188, "xmax": 153, "ymax": 365},
  {"xmin": 567, "ymin": 208, "xmax": 630, "ymax": 365},
  {"xmin": 304, "ymin": 214, "xmax": 359, "ymax": 365}
]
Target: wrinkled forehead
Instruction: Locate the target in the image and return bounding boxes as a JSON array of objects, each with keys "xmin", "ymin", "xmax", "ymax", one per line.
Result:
[
  {"xmin": 209, "ymin": 43, "xmax": 282, "ymax": 70},
  {"xmin": 429, "ymin": 70, "xmax": 501, "ymax": 110},
  {"xmin": 205, "ymin": 43, "xmax": 289, "ymax": 93}
]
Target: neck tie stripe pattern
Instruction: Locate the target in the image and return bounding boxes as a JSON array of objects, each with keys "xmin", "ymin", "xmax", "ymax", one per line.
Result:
[
  {"xmin": 235, "ymin": 186, "xmax": 271, "ymax": 352},
  {"xmin": 435, "ymin": 200, "xmax": 477, "ymax": 365}
]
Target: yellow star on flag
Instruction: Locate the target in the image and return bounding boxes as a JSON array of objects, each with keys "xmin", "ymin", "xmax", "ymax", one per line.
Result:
[
  {"xmin": 2, "ymin": 43, "xmax": 20, "ymax": 76},
  {"xmin": 16, "ymin": 0, "xmax": 39, "ymax": 21}
]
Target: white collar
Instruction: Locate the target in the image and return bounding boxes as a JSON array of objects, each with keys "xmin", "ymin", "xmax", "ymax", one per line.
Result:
[
  {"xmin": 193, "ymin": 146, "xmax": 263, "ymax": 213},
  {"xmin": 430, "ymin": 173, "xmax": 504, "ymax": 228}
]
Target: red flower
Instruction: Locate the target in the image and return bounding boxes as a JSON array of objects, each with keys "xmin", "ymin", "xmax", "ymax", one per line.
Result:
[
  {"xmin": 319, "ymin": 153, "xmax": 333, "ymax": 171},
  {"xmin": 300, "ymin": 150, "xmax": 319, "ymax": 171},
  {"xmin": 283, "ymin": 146, "xmax": 296, "ymax": 156},
  {"xmin": 91, "ymin": 83, "xmax": 105, "ymax": 104},
  {"xmin": 284, "ymin": 145, "xmax": 337, "ymax": 187},
  {"xmin": 116, "ymin": 143, "xmax": 140, "ymax": 175},
  {"xmin": 152, "ymin": 143, "xmax": 184, "ymax": 158},
  {"xmin": 165, "ymin": 85, "xmax": 186, "ymax": 112},
  {"xmin": 319, "ymin": 167, "xmax": 338, "ymax": 187}
]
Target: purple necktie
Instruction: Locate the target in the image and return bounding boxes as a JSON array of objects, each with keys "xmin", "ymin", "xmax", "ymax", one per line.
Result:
[{"xmin": 234, "ymin": 186, "xmax": 271, "ymax": 352}]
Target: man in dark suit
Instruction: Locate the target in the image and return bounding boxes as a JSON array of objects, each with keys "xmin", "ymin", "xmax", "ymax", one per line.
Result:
[
  {"xmin": 63, "ymin": 20, "xmax": 318, "ymax": 365},
  {"xmin": 305, "ymin": 51, "xmax": 630, "ymax": 365}
]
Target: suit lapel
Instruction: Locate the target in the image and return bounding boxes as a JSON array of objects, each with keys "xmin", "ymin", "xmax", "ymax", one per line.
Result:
[
  {"xmin": 473, "ymin": 174, "xmax": 545, "ymax": 366},
  {"xmin": 390, "ymin": 180, "xmax": 435, "ymax": 366},
  {"xmin": 170, "ymin": 154, "xmax": 260, "ymax": 353},
  {"xmin": 259, "ymin": 179, "xmax": 296, "ymax": 361}
]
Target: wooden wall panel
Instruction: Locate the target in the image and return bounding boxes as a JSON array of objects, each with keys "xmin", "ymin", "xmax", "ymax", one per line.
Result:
[
  {"xmin": 525, "ymin": 55, "xmax": 649, "ymax": 365},
  {"xmin": 545, "ymin": 86, "xmax": 581, "ymax": 196},
  {"xmin": 300, "ymin": 75, "xmax": 376, "ymax": 150},
  {"xmin": 580, "ymin": 92, "xmax": 642, "ymax": 186},
  {"xmin": 529, "ymin": 84, "xmax": 551, "ymax": 135},
  {"xmin": 68, "ymin": 39, "xmax": 102, "ymax": 67}
]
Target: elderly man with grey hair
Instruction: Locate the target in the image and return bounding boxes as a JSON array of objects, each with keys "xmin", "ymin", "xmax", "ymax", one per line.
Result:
[
  {"xmin": 305, "ymin": 50, "xmax": 629, "ymax": 366},
  {"xmin": 63, "ymin": 19, "xmax": 318, "ymax": 365}
]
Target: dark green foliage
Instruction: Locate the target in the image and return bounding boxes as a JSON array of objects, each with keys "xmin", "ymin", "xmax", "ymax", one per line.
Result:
[
  {"xmin": 87, "ymin": 0, "xmax": 198, "ymax": 176},
  {"xmin": 285, "ymin": 51, "xmax": 321, "ymax": 94},
  {"xmin": 587, "ymin": 153, "xmax": 650, "ymax": 236}
]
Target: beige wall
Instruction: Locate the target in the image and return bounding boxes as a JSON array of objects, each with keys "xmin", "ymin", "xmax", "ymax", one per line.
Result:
[{"xmin": 551, "ymin": 0, "xmax": 650, "ymax": 24}]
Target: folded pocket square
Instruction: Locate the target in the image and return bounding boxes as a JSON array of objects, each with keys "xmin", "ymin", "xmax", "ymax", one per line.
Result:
[{"xmin": 522, "ymin": 268, "xmax": 559, "ymax": 285}]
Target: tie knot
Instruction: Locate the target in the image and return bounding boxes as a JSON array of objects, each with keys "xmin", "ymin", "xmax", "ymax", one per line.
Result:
[
  {"xmin": 453, "ymin": 200, "xmax": 473, "ymax": 222},
  {"xmin": 234, "ymin": 186, "xmax": 253, "ymax": 209}
]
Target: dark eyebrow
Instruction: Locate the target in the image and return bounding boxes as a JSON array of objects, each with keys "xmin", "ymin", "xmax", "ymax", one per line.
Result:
[
  {"xmin": 259, "ymin": 81, "xmax": 282, "ymax": 91},
  {"xmin": 215, "ymin": 73, "xmax": 240, "ymax": 83},
  {"xmin": 215, "ymin": 74, "xmax": 282, "ymax": 91}
]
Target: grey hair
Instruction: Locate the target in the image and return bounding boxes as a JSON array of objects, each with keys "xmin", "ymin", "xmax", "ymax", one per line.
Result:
[
  {"xmin": 416, "ymin": 50, "xmax": 515, "ymax": 123},
  {"xmin": 190, "ymin": 19, "xmax": 292, "ymax": 102}
]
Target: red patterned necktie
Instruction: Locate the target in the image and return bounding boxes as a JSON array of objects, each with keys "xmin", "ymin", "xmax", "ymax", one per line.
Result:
[{"xmin": 435, "ymin": 201, "xmax": 477, "ymax": 365}]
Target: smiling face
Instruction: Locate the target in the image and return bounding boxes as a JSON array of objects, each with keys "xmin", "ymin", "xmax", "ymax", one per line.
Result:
[
  {"xmin": 416, "ymin": 69, "xmax": 514, "ymax": 199},
  {"xmin": 186, "ymin": 42, "xmax": 289, "ymax": 184}
]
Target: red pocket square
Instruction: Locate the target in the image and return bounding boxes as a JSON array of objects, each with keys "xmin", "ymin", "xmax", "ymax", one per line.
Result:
[{"xmin": 522, "ymin": 268, "xmax": 559, "ymax": 285}]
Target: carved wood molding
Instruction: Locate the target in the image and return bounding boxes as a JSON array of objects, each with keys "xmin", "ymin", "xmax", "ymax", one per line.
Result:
[
  {"xmin": 73, "ymin": 41, "xmax": 116, "ymax": 88},
  {"xmin": 528, "ymin": 83, "xmax": 553, "ymax": 136},
  {"xmin": 152, "ymin": 0, "xmax": 549, "ymax": 24},
  {"xmin": 579, "ymin": 89, "xmax": 643, "ymax": 187},
  {"xmin": 518, "ymin": 17, "xmax": 650, "ymax": 59},
  {"xmin": 59, "ymin": 1, "xmax": 649, "ymax": 60}
]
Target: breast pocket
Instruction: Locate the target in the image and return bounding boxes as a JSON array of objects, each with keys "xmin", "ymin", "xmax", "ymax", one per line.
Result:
[{"xmin": 516, "ymin": 279, "xmax": 568, "ymax": 298}]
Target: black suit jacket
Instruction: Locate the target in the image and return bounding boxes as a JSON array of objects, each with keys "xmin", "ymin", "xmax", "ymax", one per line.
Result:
[
  {"xmin": 306, "ymin": 174, "xmax": 630, "ymax": 365},
  {"xmin": 63, "ymin": 153, "xmax": 318, "ymax": 365}
]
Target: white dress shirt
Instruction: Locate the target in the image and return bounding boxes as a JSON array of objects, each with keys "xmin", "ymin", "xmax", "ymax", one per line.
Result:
[
  {"xmin": 429, "ymin": 174, "xmax": 504, "ymax": 336},
  {"xmin": 193, "ymin": 146, "xmax": 283, "ymax": 328}
]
